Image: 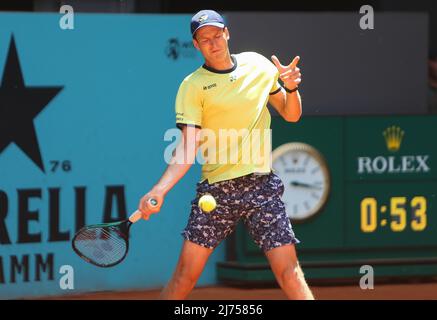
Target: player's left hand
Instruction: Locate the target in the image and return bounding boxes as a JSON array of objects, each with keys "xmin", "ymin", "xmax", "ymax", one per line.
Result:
[{"xmin": 271, "ymin": 55, "xmax": 301, "ymax": 90}]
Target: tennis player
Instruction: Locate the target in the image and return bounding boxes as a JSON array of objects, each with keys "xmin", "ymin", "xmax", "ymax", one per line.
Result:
[{"xmin": 138, "ymin": 9, "xmax": 314, "ymax": 300}]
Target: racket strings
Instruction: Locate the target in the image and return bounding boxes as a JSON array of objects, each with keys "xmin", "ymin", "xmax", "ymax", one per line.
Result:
[{"xmin": 73, "ymin": 225, "xmax": 128, "ymax": 266}]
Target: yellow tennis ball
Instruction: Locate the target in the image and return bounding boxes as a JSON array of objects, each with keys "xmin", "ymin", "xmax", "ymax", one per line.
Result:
[{"xmin": 198, "ymin": 194, "xmax": 217, "ymax": 213}]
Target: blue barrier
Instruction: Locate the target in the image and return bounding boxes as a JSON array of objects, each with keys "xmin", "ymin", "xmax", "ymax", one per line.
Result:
[{"xmin": 0, "ymin": 13, "xmax": 225, "ymax": 299}]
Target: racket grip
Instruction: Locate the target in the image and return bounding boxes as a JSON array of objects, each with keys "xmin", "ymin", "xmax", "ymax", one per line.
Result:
[
  {"xmin": 129, "ymin": 210, "xmax": 143, "ymax": 223},
  {"xmin": 129, "ymin": 198, "xmax": 158, "ymax": 223}
]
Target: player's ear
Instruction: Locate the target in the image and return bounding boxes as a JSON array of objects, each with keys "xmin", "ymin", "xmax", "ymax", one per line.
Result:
[
  {"xmin": 192, "ymin": 37, "xmax": 200, "ymax": 50},
  {"xmin": 224, "ymin": 27, "xmax": 230, "ymax": 40}
]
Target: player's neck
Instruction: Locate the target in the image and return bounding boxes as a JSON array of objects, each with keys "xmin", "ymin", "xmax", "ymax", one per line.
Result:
[{"xmin": 204, "ymin": 53, "xmax": 234, "ymax": 71}]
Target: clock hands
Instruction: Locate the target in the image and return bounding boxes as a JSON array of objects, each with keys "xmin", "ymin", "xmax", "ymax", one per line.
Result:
[{"xmin": 290, "ymin": 181, "xmax": 323, "ymax": 190}]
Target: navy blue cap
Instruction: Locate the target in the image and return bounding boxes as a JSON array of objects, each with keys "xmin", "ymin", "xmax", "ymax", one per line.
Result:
[{"xmin": 190, "ymin": 10, "xmax": 225, "ymax": 37}]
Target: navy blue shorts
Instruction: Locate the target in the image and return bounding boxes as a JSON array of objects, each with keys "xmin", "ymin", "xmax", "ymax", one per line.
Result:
[{"xmin": 181, "ymin": 172, "xmax": 300, "ymax": 252}]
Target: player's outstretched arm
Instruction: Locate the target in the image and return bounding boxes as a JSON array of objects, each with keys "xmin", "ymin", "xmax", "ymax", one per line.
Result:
[
  {"xmin": 138, "ymin": 125, "xmax": 201, "ymax": 220},
  {"xmin": 269, "ymin": 55, "xmax": 302, "ymax": 122}
]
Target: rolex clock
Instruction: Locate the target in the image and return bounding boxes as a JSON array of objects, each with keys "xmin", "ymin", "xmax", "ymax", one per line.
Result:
[{"xmin": 272, "ymin": 142, "xmax": 330, "ymax": 222}]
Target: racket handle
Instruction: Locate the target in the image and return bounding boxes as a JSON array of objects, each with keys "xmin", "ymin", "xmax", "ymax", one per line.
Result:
[
  {"xmin": 129, "ymin": 210, "xmax": 143, "ymax": 223},
  {"xmin": 129, "ymin": 198, "xmax": 159, "ymax": 223}
]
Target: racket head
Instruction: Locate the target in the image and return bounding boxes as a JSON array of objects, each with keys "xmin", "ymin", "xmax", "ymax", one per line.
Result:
[{"xmin": 72, "ymin": 220, "xmax": 132, "ymax": 268}]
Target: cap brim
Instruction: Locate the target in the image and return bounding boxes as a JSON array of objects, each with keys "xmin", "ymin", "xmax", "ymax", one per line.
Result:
[{"xmin": 193, "ymin": 22, "xmax": 225, "ymax": 36}]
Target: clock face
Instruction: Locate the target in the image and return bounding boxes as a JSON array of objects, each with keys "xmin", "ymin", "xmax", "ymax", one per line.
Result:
[{"xmin": 272, "ymin": 143, "xmax": 330, "ymax": 222}]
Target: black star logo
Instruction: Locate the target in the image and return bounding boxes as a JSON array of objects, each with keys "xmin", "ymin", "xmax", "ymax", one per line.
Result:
[{"xmin": 0, "ymin": 35, "xmax": 63, "ymax": 172}]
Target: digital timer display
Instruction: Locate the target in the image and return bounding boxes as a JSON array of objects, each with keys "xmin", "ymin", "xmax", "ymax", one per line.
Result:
[
  {"xmin": 345, "ymin": 182, "xmax": 437, "ymax": 248},
  {"xmin": 360, "ymin": 196, "xmax": 427, "ymax": 233}
]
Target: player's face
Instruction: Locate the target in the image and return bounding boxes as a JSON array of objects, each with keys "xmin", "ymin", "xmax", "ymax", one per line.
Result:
[{"xmin": 193, "ymin": 26, "xmax": 230, "ymax": 62}]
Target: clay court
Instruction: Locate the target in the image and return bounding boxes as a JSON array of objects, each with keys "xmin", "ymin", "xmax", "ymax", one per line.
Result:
[{"xmin": 45, "ymin": 280, "xmax": 437, "ymax": 300}]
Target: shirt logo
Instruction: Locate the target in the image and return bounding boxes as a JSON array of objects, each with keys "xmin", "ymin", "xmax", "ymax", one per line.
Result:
[{"xmin": 203, "ymin": 83, "xmax": 217, "ymax": 90}]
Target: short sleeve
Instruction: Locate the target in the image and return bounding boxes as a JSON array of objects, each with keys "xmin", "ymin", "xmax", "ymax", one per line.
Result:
[
  {"xmin": 175, "ymin": 80, "xmax": 202, "ymax": 129},
  {"xmin": 269, "ymin": 68, "xmax": 282, "ymax": 95}
]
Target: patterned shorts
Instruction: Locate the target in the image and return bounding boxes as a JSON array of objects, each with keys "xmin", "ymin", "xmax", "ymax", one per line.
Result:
[{"xmin": 181, "ymin": 172, "xmax": 300, "ymax": 252}]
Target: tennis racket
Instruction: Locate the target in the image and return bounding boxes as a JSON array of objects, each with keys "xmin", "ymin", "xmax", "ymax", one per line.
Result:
[{"xmin": 72, "ymin": 198, "xmax": 158, "ymax": 268}]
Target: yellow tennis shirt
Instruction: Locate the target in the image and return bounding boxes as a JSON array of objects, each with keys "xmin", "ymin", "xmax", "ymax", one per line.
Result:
[{"xmin": 175, "ymin": 52, "xmax": 281, "ymax": 183}]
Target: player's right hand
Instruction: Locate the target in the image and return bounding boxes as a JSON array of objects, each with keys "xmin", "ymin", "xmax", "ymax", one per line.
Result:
[
  {"xmin": 138, "ymin": 192, "xmax": 163, "ymax": 220},
  {"xmin": 271, "ymin": 55, "xmax": 301, "ymax": 89}
]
